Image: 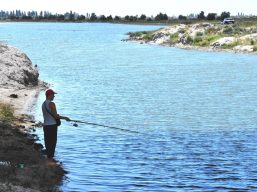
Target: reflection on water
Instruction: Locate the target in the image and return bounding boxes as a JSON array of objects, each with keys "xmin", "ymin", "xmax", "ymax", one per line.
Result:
[{"xmin": 1, "ymin": 23, "xmax": 257, "ymax": 191}]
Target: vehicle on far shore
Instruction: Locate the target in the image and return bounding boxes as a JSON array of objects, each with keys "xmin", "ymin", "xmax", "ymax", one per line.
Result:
[{"xmin": 222, "ymin": 18, "xmax": 235, "ymax": 24}]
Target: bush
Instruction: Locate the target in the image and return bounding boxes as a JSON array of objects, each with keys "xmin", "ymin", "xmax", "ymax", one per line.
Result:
[
  {"xmin": 170, "ymin": 33, "xmax": 179, "ymax": 44},
  {"xmin": 0, "ymin": 103, "xmax": 15, "ymax": 121},
  {"xmin": 222, "ymin": 26, "xmax": 233, "ymax": 34},
  {"xmin": 251, "ymin": 39, "xmax": 255, "ymax": 45},
  {"xmin": 199, "ymin": 40, "xmax": 209, "ymax": 46},
  {"xmin": 253, "ymin": 46, "xmax": 257, "ymax": 52},
  {"xmin": 193, "ymin": 36, "xmax": 203, "ymax": 44},
  {"xmin": 196, "ymin": 31, "xmax": 204, "ymax": 36},
  {"xmin": 143, "ymin": 33, "xmax": 155, "ymax": 41},
  {"xmin": 206, "ymin": 27, "xmax": 220, "ymax": 34},
  {"xmin": 221, "ymin": 40, "xmax": 240, "ymax": 49},
  {"xmin": 186, "ymin": 36, "xmax": 193, "ymax": 44},
  {"xmin": 206, "ymin": 35, "xmax": 221, "ymax": 43}
]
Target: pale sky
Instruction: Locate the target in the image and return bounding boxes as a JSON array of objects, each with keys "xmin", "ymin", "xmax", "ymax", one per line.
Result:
[{"xmin": 1, "ymin": 0, "xmax": 256, "ymax": 17}]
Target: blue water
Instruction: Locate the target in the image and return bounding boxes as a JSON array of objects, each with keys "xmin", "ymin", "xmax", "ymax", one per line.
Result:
[{"xmin": 1, "ymin": 22, "xmax": 257, "ymax": 191}]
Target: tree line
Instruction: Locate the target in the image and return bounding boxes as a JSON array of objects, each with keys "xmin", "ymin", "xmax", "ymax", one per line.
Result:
[{"xmin": 0, "ymin": 10, "xmax": 247, "ymax": 22}]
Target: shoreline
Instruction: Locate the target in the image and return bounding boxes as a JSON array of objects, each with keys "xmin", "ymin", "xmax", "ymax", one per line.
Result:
[
  {"xmin": 0, "ymin": 85, "xmax": 67, "ymax": 192},
  {"xmin": 141, "ymin": 40, "xmax": 257, "ymax": 55},
  {"xmin": 126, "ymin": 38, "xmax": 257, "ymax": 55},
  {"xmin": 0, "ymin": 44, "xmax": 66, "ymax": 191}
]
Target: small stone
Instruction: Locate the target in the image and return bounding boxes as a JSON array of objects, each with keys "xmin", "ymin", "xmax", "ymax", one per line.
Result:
[{"xmin": 9, "ymin": 94, "xmax": 18, "ymax": 98}]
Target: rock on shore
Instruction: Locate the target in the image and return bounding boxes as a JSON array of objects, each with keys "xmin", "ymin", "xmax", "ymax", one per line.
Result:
[
  {"xmin": 0, "ymin": 43, "xmax": 47, "ymax": 115},
  {"xmin": 0, "ymin": 43, "xmax": 39, "ymax": 88}
]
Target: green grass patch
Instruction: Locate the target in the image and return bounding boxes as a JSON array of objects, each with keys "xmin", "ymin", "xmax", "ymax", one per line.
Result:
[
  {"xmin": 196, "ymin": 31, "xmax": 204, "ymax": 36},
  {"xmin": 205, "ymin": 34, "xmax": 221, "ymax": 42},
  {"xmin": 186, "ymin": 35, "xmax": 193, "ymax": 44},
  {"xmin": 222, "ymin": 26, "xmax": 233, "ymax": 34},
  {"xmin": 169, "ymin": 33, "xmax": 179, "ymax": 44},
  {"xmin": 206, "ymin": 27, "xmax": 220, "ymax": 34},
  {"xmin": 0, "ymin": 103, "xmax": 15, "ymax": 122},
  {"xmin": 221, "ymin": 40, "xmax": 241, "ymax": 49},
  {"xmin": 142, "ymin": 32, "xmax": 155, "ymax": 41},
  {"xmin": 191, "ymin": 34, "xmax": 222, "ymax": 47},
  {"xmin": 192, "ymin": 37, "xmax": 207, "ymax": 46}
]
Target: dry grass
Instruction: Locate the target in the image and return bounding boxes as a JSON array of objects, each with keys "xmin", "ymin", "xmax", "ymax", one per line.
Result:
[{"xmin": 0, "ymin": 102, "xmax": 15, "ymax": 122}]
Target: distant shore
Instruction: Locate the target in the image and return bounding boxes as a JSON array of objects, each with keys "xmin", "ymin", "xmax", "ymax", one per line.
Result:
[
  {"xmin": 0, "ymin": 43, "xmax": 65, "ymax": 191},
  {"xmin": 125, "ymin": 22, "xmax": 257, "ymax": 54}
]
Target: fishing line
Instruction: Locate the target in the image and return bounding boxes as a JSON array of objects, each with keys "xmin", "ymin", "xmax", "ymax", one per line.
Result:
[{"xmin": 69, "ymin": 119, "xmax": 139, "ymax": 133}]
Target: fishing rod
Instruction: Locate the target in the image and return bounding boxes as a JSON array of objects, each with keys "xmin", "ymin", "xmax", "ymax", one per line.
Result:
[{"xmin": 69, "ymin": 119, "xmax": 139, "ymax": 133}]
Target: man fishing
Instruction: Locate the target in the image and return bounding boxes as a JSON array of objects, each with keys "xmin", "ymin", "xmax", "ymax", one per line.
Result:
[{"xmin": 42, "ymin": 89, "xmax": 70, "ymax": 165}]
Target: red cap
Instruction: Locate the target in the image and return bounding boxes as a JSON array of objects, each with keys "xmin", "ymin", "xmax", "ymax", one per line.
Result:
[{"xmin": 45, "ymin": 89, "xmax": 57, "ymax": 96}]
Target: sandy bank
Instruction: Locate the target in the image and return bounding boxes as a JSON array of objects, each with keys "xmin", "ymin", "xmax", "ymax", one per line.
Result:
[{"xmin": 0, "ymin": 43, "xmax": 65, "ymax": 191}]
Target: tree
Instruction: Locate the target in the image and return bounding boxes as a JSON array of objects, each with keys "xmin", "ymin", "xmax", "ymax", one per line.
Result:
[
  {"xmin": 106, "ymin": 15, "xmax": 113, "ymax": 21},
  {"xmin": 114, "ymin": 16, "xmax": 121, "ymax": 21},
  {"xmin": 178, "ymin": 15, "xmax": 187, "ymax": 20},
  {"xmin": 198, "ymin": 11, "xmax": 205, "ymax": 19},
  {"xmin": 155, "ymin": 12, "xmax": 168, "ymax": 21},
  {"xmin": 147, "ymin": 17, "xmax": 152, "ymax": 22},
  {"xmin": 78, "ymin": 15, "xmax": 86, "ymax": 21},
  {"xmin": 139, "ymin": 14, "xmax": 146, "ymax": 20},
  {"xmin": 220, "ymin": 11, "xmax": 230, "ymax": 20},
  {"xmin": 206, "ymin": 13, "xmax": 216, "ymax": 20},
  {"xmin": 90, "ymin": 13, "xmax": 97, "ymax": 21},
  {"xmin": 125, "ymin": 15, "xmax": 130, "ymax": 21},
  {"xmin": 57, "ymin": 14, "xmax": 65, "ymax": 21},
  {"xmin": 99, "ymin": 15, "xmax": 106, "ymax": 21}
]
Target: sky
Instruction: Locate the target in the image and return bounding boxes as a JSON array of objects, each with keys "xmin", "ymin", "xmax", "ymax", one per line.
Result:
[{"xmin": 1, "ymin": 0, "xmax": 256, "ymax": 17}]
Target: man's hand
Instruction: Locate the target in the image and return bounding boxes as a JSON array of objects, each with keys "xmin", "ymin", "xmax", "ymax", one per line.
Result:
[{"xmin": 64, "ymin": 117, "xmax": 71, "ymax": 121}]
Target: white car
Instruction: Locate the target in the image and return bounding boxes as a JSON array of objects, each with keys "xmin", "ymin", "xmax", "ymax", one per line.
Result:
[{"xmin": 222, "ymin": 18, "xmax": 235, "ymax": 24}]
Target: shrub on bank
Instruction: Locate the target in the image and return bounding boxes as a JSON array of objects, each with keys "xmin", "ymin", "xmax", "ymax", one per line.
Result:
[
  {"xmin": 222, "ymin": 26, "xmax": 233, "ymax": 34},
  {"xmin": 206, "ymin": 27, "xmax": 220, "ymax": 35},
  {"xmin": 196, "ymin": 31, "xmax": 204, "ymax": 36},
  {"xmin": 0, "ymin": 103, "xmax": 15, "ymax": 122},
  {"xmin": 186, "ymin": 36, "xmax": 193, "ymax": 44},
  {"xmin": 193, "ymin": 36, "xmax": 203, "ymax": 45},
  {"xmin": 221, "ymin": 39, "xmax": 241, "ymax": 49},
  {"xmin": 170, "ymin": 33, "xmax": 179, "ymax": 44},
  {"xmin": 142, "ymin": 33, "xmax": 155, "ymax": 41}
]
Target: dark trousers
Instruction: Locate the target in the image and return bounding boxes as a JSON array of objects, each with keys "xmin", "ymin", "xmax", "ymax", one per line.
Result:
[{"xmin": 43, "ymin": 125, "xmax": 58, "ymax": 158}]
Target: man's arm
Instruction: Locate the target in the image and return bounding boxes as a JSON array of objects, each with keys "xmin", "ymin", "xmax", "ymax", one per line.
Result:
[{"xmin": 49, "ymin": 102, "xmax": 70, "ymax": 121}]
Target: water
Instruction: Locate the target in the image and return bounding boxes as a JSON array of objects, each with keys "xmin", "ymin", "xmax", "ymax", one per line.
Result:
[{"xmin": 1, "ymin": 22, "xmax": 257, "ymax": 191}]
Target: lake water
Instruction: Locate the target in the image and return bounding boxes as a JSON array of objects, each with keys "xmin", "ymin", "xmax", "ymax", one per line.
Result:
[{"xmin": 1, "ymin": 23, "xmax": 257, "ymax": 191}]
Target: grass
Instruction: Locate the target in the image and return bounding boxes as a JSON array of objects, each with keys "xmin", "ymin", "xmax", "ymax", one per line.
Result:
[
  {"xmin": 170, "ymin": 33, "xmax": 179, "ymax": 44},
  {"xmin": 0, "ymin": 102, "xmax": 15, "ymax": 122},
  {"xmin": 142, "ymin": 32, "xmax": 155, "ymax": 41},
  {"xmin": 221, "ymin": 39, "xmax": 241, "ymax": 49}
]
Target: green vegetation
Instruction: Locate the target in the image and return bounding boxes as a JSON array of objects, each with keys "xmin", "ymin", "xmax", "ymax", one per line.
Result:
[
  {"xmin": 186, "ymin": 36, "xmax": 193, "ymax": 44},
  {"xmin": 196, "ymin": 32, "xmax": 204, "ymax": 36},
  {"xmin": 222, "ymin": 26, "xmax": 234, "ymax": 34},
  {"xmin": 170, "ymin": 33, "xmax": 179, "ymax": 44},
  {"xmin": 143, "ymin": 33, "xmax": 155, "ymax": 41},
  {"xmin": 221, "ymin": 39, "xmax": 241, "ymax": 49},
  {"xmin": 0, "ymin": 102, "xmax": 15, "ymax": 122}
]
